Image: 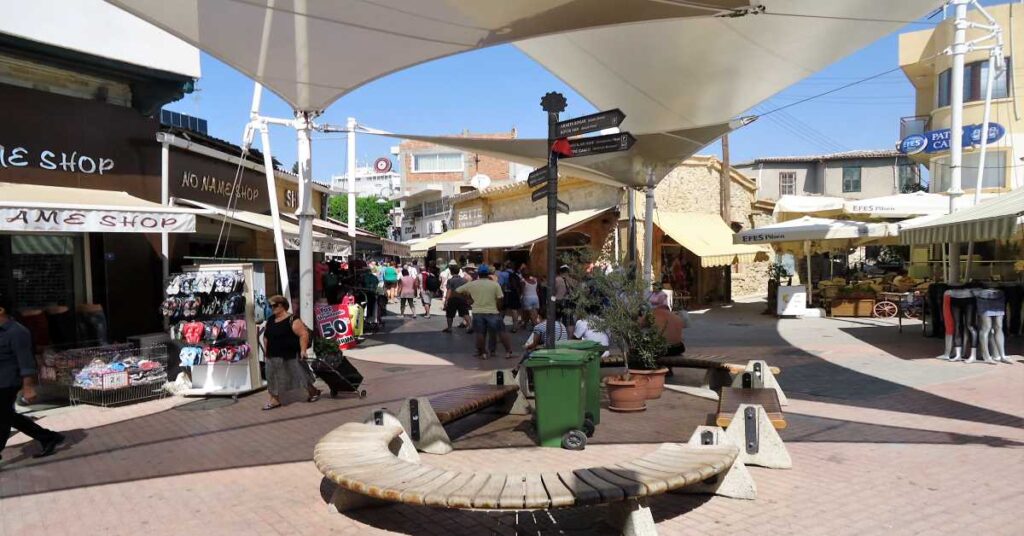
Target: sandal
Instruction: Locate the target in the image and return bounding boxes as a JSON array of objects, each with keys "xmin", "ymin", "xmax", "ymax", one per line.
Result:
[
  {"xmin": 506, "ymin": 352, "xmax": 516, "ymax": 360},
  {"xmin": 307, "ymin": 390, "xmax": 322, "ymax": 403},
  {"xmin": 262, "ymin": 403, "xmax": 281, "ymax": 411}
]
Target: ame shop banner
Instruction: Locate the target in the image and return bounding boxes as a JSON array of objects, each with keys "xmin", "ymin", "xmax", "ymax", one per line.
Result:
[{"xmin": 0, "ymin": 207, "xmax": 196, "ymax": 233}]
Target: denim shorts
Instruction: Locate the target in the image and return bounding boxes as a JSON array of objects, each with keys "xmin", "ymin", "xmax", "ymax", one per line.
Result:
[
  {"xmin": 522, "ymin": 296, "xmax": 540, "ymax": 311},
  {"xmin": 473, "ymin": 313, "xmax": 505, "ymax": 333}
]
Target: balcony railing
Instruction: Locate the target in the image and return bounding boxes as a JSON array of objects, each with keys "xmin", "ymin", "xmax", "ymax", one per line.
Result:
[{"xmin": 900, "ymin": 115, "xmax": 930, "ymax": 139}]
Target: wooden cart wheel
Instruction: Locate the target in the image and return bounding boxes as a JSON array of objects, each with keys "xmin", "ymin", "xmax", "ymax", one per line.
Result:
[{"xmin": 873, "ymin": 300, "xmax": 898, "ymax": 318}]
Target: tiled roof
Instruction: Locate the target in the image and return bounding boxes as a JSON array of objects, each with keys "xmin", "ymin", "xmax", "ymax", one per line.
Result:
[{"xmin": 736, "ymin": 150, "xmax": 902, "ymax": 165}]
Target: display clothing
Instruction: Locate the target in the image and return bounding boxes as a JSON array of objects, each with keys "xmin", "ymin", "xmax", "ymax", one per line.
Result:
[
  {"xmin": 948, "ymin": 289, "xmax": 977, "ymax": 357},
  {"xmin": 974, "ymin": 289, "xmax": 1006, "ymax": 317}
]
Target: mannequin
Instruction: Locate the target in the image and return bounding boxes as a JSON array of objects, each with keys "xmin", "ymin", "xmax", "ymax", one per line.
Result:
[
  {"xmin": 973, "ymin": 289, "xmax": 1007, "ymax": 363},
  {"xmin": 936, "ymin": 289, "xmax": 957, "ymax": 360},
  {"xmin": 946, "ymin": 289, "xmax": 977, "ymax": 362}
]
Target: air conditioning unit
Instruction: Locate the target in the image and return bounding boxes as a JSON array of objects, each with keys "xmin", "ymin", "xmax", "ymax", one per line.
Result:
[{"xmin": 429, "ymin": 220, "xmax": 444, "ymax": 234}]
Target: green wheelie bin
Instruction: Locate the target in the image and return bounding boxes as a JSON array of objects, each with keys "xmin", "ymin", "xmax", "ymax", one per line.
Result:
[
  {"xmin": 524, "ymin": 348, "xmax": 590, "ymax": 450},
  {"xmin": 556, "ymin": 340, "xmax": 605, "ymax": 425}
]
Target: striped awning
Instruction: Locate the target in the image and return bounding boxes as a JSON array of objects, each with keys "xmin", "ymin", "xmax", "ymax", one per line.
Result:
[{"xmin": 900, "ymin": 188, "xmax": 1024, "ymax": 244}]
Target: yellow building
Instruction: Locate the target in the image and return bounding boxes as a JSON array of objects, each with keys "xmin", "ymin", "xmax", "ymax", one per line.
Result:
[{"xmin": 899, "ymin": 3, "xmax": 1023, "ymax": 194}]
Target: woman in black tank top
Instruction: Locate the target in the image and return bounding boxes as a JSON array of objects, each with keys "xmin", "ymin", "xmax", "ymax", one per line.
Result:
[{"xmin": 262, "ymin": 295, "xmax": 320, "ymax": 410}]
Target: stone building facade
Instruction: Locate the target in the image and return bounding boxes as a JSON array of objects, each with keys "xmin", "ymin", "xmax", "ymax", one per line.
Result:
[
  {"xmin": 444, "ymin": 156, "xmax": 772, "ymax": 303},
  {"xmin": 631, "ymin": 155, "xmax": 773, "ymax": 302}
]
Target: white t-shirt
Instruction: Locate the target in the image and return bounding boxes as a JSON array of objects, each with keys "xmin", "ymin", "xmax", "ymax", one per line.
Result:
[{"xmin": 574, "ymin": 319, "xmax": 611, "ymax": 358}]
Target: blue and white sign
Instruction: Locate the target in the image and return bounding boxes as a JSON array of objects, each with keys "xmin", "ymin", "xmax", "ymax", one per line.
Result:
[
  {"xmin": 898, "ymin": 123, "xmax": 1005, "ymax": 154},
  {"xmin": 899, "ymin": 134, "xmax": 927, "ymax": 155}
]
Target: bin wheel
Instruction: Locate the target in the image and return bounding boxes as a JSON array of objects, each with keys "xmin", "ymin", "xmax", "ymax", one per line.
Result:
[
  {"xmin": 561, "ymin": 430, "xmax": 587, "ymax": 451},
  {"xmin": 359, "ymin": 389, "xmax": 367, "ymax": 399},
  {"xmin": 584, "ymin": 411, "xmax": 594, "ymax": 422},
  {"xmin": 582, "ymin": 419, "xmax": 595, "ymax": 438},
  {"xmin": 330, "ymin": 389, "xmax": 338, "ymax": 399}
]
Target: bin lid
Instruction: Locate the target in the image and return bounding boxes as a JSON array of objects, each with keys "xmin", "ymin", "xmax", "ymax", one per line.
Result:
[
  {"xmin": 525, "ymin": 348, "xmax": 589, "ymax": 367},
  {"xmin": 556, "ymin": 340, "xmax": 606, "ymax": 352}
]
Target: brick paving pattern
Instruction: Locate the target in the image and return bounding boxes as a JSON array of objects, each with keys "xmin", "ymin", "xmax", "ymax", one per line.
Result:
[{"xmin": 1, "ymin": 301, "xmax": 1022, "ymax": 535}]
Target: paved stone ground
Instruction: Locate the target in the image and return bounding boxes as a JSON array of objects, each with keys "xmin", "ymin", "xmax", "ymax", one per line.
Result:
[{"xmin": 1, "ymin": 299, "xmax": 1022, "ymax": 535}]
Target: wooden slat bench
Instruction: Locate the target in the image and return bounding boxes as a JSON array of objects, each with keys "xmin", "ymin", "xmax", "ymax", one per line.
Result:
[
  {"xmin": 714, "ymin": 387, "xmax": 792, "ymax": 469},
  {"xmin": 396, "ymin": 369, "xmax": 529, "ymax": 454},
  {"xmin": 315, "ymin": 422, "xmax": 739, "ymax": 535}
]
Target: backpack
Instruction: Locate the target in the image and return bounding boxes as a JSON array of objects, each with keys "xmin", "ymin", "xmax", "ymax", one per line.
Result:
[
  {"xmin": 425, "ymin": 273, "xmax": 441, "ymax": 292},
  {"xmin": 507, "ymin": 270, "xmax": 523, "ymax": 294}
]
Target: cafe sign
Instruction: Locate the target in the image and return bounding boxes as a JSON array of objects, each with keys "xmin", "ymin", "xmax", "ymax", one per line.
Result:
[{"xmin": 898, "ymin": 123, "xmax": 1005, "ymax": 155}]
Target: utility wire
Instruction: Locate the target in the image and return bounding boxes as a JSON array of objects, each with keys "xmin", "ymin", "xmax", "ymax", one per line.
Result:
[{"xmin": 757, "ymin": 56, "xmax": 939, "ymax": 118}]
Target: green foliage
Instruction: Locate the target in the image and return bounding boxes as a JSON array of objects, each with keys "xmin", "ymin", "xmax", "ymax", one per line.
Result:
[
  {"xmin": 327, "ymin": 196, "xmax": 395, "ymax": 238},
  {"xmin": 562, "ymin": 251, "xmax": 667, "ymax": 374},
  {"xmin": 313, "ymin": 335, "xmax": 342, "ymax": 357},
  {"xmin": 768, "ymin": 261, "xmax": 790, "ymax": 282}
]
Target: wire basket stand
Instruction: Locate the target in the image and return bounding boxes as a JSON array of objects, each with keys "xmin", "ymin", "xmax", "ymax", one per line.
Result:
[{"xmin": 69, "ymin": 344, "xmax": 169, "ymax": 407}]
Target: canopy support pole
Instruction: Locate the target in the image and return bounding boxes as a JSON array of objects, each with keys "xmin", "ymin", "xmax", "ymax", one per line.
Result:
[
  {"xmin": 248, "ymin": 83, "xmax": 292, "ymax": 302},
  {"xmin": 296, "ymin": 111, "xmax": 316, "ymax": 328},
  {"xmin": 947, "ymin": 0, "xmax": 970, "ymax": 284},
  {"xmin": 643, "ymin": 168, "xmax": 655, "ymax": 287},
  {"xmin": 347, "ymin": 116, "xmax": 358, "ymax": 256}
]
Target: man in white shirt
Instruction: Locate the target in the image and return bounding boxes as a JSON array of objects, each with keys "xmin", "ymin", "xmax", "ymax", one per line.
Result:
[{"xmin": 573, "ymin": 318, "xmax": 611, "ymax": 358}]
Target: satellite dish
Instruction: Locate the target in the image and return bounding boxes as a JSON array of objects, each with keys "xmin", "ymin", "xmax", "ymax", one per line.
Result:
[
  {"xmin": 470, "ymin": 173, "xmax": 491, "ymax": 190},
  {"xmin": 373, "ymin": 157, "xmax": 393, "ymax": 173}
]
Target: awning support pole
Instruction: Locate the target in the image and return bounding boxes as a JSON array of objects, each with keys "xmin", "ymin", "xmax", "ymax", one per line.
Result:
[
  {"xmin": 805, "ymin": 241, "xmax": 813, "ymax": 307},
  {"xmin": 627, "ymin": 188, "xmax": 637, "ymax": 268},
  {"xmin": 160, "ymin": 140, "xmax": 170, "ymax": 282},
  {"xmin": 249, "ymin": 83, "xmax": 291, "ymax": 302},
  {"xmin": 347, "ymin": 116, "xmax": 358, "ymax": 256},
  {"xmin": 643, "ymin": 168, "xmax": 655, "ymax": 288},
  {"xmin": 296, "ymin": 111, "xmax": 316, "ymax": 328}
]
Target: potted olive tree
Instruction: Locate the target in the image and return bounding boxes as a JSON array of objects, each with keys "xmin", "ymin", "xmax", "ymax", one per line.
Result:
[{"xmin": 567, "ymin": 260, "xmax": 668, "ymax": 411}]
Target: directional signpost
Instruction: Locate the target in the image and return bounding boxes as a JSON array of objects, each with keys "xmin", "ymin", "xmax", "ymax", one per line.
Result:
[
  {"xmin": 536, "ymin": 93, "xmax": 635, "ymax": 347},
  {"xmin": 555, "ymin": 108, "xmax": 625, "ymax": 138}
]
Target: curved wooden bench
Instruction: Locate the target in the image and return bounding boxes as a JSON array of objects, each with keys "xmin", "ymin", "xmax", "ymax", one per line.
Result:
[{"xmin": 316, "ymin": 422, "xmax": 738, "ymax": 534}]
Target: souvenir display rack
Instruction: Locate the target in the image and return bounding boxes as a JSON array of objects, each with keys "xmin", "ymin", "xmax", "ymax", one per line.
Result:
[
  {"xmin": 68, "ymin": 344, "xmax": 169, "ymax": 407},
  {"xmin": 162, "ymin": 263, "xmax": 264, "ymax": 397}
]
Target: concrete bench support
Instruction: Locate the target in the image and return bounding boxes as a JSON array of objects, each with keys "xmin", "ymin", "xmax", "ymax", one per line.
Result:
[
  {"xmin": 673, "ymin": 426, "xmax": 757, "ymax": 500},
  {"xmin": 396, "ymin": 370, "xmax": 526, "ymax": 455},
  {"xmin": 730, "ymin": 360, "xmax": 788, "ymax": 405},
  {"xmin": 607, "ymin": 498, "xmax": 657, "ymax": 536},
  {"xmin": 723, "ymin": 404, "xmax": 792, "ymax": 469}
]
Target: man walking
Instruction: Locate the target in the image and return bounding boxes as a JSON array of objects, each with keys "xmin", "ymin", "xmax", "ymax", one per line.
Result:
[
  {"xmin": 442, "ymin": 265, "xmax": 472, "ymax": 333},
  {"xmin": 457, "ymin": 264, "xmax": 515, "ymax": 359},
  {"xmin": 1, "ymin": 295, "xmax": 65, "ymax": 464}
]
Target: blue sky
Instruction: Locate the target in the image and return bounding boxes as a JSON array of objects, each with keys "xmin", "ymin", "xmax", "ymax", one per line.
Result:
[{"xmin": 163, "ymin": 2, "xmax": 1009, "ymax": 181}]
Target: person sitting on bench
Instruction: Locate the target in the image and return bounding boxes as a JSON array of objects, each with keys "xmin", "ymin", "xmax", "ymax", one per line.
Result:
[{"xmin": 646, "ymin": 291, "xmax": 685, "ymax": 356}]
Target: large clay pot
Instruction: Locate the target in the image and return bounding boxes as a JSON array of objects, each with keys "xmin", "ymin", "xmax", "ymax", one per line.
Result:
[
  {"xmin": 606, "ymin": 376, "xmax": 647, "ymax": 412},
  {"xmin": 629, "ymin": 368, "xmax": 670, "ymax": 399}
]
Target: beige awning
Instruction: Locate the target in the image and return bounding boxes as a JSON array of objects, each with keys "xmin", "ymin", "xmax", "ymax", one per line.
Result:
[
  {"xmin": 656, "ymin": 211, "xmax": 768, "ymax": 268},
  {"xmin": 900, "ymin": 188, "xmax": 1024, "ymax": 244},
  {"xmin": 408, "ymin": 228, "xmax": 471, "ymax": 256},
  {"xmin": 177, "ymin": 199, "xmax": 350, "ymax": 255},
  {"xmin": 0, "ymin": 182, "xmax": 203, "ymax": 233},
  {"xmin": 437, "ymin": 208, "xmax": 613, "ymax": 252}
]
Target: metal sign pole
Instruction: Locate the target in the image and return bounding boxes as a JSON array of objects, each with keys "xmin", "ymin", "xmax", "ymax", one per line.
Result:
[{"xmin": 541, "ymin": 93, "xmax": 565, "ymax": 349}]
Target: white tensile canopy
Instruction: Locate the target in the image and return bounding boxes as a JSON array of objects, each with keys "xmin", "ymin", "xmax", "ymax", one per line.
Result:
[
  {"xmin": 844, "ymin": 192, "xmax": 952, "ymax": 218},
  {"xmin": 516, "ymin": 0, "xmax": 938, "ymax": 133},
  {"xmin": 364, "ymin": 119, "xmax": 748, "ymax": 189},
  {"xmin": 104, "ymin": 0, "xmax": 754, "ymax": 112}
]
